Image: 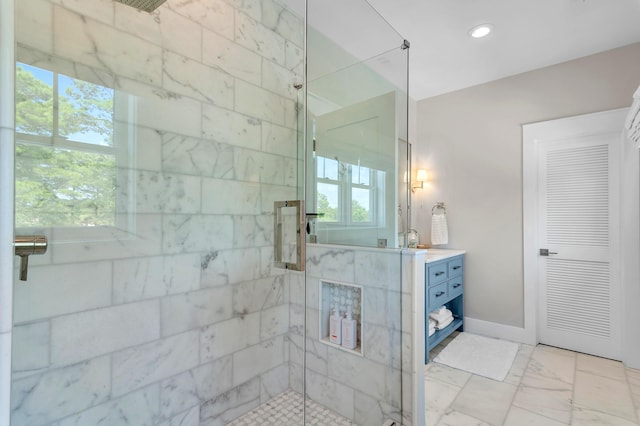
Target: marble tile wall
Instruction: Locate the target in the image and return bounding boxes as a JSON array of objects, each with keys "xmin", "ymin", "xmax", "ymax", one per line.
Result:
[
  {"xmin": 290, "ymin": 244, "xmax": 416, "ymax": 426},
  {"xmin": 10, "ymin": 0, "xmax": 303, "ymax": 425}
]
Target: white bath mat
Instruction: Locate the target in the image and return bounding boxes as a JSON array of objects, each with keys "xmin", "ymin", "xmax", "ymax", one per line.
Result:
[{"xmin": 433, "ymin": 332, "xmax": 519, "ymax": 381}]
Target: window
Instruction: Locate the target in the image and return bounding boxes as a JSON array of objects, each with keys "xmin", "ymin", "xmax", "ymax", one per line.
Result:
[
  {"xmin": 316, "ymin": 155, "xmax": 379, "ymax": 225},
  {"xmin": 15, "ymin": 63, "xmax": 126, "ymax": 230}
]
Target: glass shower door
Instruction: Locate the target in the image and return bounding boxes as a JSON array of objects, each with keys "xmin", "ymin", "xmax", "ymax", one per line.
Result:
[
  {"xmin": 301, "ymin": 0, "xmax": 411, "ymax": 424},
  {"xmin": 10, "ymin": 0, "xmax": 305, "ymax": 424}
]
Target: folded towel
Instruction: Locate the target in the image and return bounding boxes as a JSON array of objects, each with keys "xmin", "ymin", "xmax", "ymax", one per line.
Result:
[
  {"xmin": 428, "ymin": 327, "xmax": 436, "ymax": 337},
  {"xmin": 428, "ymin": 318, "xmax": 437, "ymax": 329},
  {"xmin": 429, "ymin": 308, "xmax": 453, "ymax": 323},
  {"xmin": 432, "ymin": 312, "xmax": 453, "ymax": 326},
  {"xmin": 431, "ymin": 306, "xmax": 446, "ymax": 316},
  {"xmin": 431, "ymin": 213, "xmax": 448, "ymax": 245},
  {"xmin": 436, "ymin": 315, "xmax": 454, "ymax": 330}
]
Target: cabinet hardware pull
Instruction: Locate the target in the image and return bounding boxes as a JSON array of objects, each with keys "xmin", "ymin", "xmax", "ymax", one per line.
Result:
[
  {"xmin": 453, "ymin": 283, "xmax": 461, "ymax": 288},
  {"xmin": 435, "ymin": 291, "xmax": 445, "ymax": 297},
  {"xmin": 435, "ymin": 271, "xmax": 444, "ymax": 276},
  {"xmin": 452, "ymin": 266, "xmax": 461, "ymax": 270}
]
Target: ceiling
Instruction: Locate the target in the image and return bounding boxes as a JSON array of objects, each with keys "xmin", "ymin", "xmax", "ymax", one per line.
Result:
[{"xmin": 355, "ymin": 0, "xmax": 640, "ymax": 100}]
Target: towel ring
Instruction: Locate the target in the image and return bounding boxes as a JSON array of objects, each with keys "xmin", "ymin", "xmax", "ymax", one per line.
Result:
[{"xmin": 432, "ymin": 202, "xmax": 446, "ymax": 215}]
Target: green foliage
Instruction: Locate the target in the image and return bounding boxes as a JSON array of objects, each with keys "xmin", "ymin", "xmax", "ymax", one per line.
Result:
[
  {"xmin": 15, "ymin": 64, "xmax": 117, "ymax": 228},
  {"xmin": 351, "ymin": 199, "xmax": 370, "ymax": 222},
  {"xmin": 317, "ymin": 192, "xmax": 338, "ymax": 222},
  {"xmin": 16, "ymin": 145, "xmax": 117, "ymax": 227},
  {"xmin": 59, "ymin": 79, "xmax": 114, "ymax": 144},
  {"xmin": 317, "ymin": 193, "xmax": 371, "ymax": 223},
  {"xmin": 16, "ymin": 66, "xmax": 53, "ymax": 136}
]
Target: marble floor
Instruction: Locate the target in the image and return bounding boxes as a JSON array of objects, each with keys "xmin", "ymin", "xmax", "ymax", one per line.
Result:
[{"xmin": 426, "ymin": 332, "xmax": 640, "ymax": 425}]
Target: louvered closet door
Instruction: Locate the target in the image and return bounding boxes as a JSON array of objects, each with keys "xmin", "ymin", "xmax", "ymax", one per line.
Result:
[{"xmin": 538, "ymin": 133, "xmax": 621, "ymax": 359}]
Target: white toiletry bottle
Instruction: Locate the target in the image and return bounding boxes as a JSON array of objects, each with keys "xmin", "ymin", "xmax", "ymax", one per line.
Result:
[
  {"xmin": 341, "ymin": 308, "xmax": 357, "ymax": 349},
  {"xmin": 329, "ymin": 307, "xmax": 342, "ymax": 345}
]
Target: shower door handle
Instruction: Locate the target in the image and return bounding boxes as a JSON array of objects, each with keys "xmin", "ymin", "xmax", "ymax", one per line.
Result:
[
  {"xmin": 274, "ymin": 200, "xmax": 305, "ymax": 271},
  {"xmin": 14, "ymin": 235, "xmax": 48, "ymax": 281}
]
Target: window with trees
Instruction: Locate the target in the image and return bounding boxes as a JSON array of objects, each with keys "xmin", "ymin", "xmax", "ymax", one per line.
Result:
[
  {"xmin": 15, "ymin": 62, "xmax": 124, "ymax": 230},
  {"xmin": 316, "ymin": 155, "xmax": 377, "ymax": 225}
]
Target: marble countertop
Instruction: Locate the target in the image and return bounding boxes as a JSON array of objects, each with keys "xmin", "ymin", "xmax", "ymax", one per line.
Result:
[{"xmin": 425, "ymin": 248, "xmax": 466, "ymax": 263}]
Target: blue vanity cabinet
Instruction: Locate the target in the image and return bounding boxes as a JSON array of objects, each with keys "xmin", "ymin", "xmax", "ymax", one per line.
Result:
[{"xmin": 425, "ymin": 254, "xmax": 464, "ymax": 363}]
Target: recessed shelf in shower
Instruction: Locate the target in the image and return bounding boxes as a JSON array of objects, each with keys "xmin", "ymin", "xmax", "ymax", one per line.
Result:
[{"xmin": 318, "ymin": 280, "xmax": 363, "ymax": 356}]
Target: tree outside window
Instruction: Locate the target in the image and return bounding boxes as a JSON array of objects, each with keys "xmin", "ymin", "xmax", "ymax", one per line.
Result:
[
  {"xmin": 316, "ymin": 156, "xmax": 377, "ymax": 225},
  {"xmin": 15, "ymin": 63, "xmax": 118, "ymax": 228}
]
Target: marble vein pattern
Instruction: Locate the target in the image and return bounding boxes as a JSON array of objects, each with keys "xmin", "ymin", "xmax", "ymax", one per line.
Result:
[
  {"xmin": 55, "ymin": 6, "xmax": 163, "ymax": 85},
  {"xmin": 11, "ymin": 356, "xmax": 111, "ymax": 425},
  {"xmin": 163, "ymin": 51, "xmax": 234, "ymax": 107},
  {"xmin": 9, "ymin": 0, "xmax": 408, "ymax": 423},
  {"xmin": 202, "ymin": 28, "xmax": 263, "ymax": 86},
  {"xmin": 426, "ymin": 340, "xmax": 640, "ymax": 426},
  {"xmin": 166, "ymin": 0, "xmax": 235, "ymax": 38}
]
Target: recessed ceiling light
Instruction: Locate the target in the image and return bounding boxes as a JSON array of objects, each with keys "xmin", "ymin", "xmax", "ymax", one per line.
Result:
[{"xmin": 469, "ymin": 24, "xmax": 493, "ymax": 38}]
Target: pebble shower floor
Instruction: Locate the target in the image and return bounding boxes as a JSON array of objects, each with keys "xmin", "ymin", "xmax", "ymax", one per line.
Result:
[{"xmin": 227, "ymin": 390, "xmax": 355, "ymax": 425}]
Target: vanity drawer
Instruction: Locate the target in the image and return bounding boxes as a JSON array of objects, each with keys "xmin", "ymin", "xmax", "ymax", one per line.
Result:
[
  {"xmin": 427, "ymin": 264, "xmax": 448, "ymax": 286},
  {"xmin": 448, "ymin": 257, "xmax": 463, "ymax": 278},
  {"xmin": 448, "ymin": 278, "xmax": 463, "ymax": 299},
  {"xmin": 428, "ymin": 282, "xmax": 448, "ymax": 311}
]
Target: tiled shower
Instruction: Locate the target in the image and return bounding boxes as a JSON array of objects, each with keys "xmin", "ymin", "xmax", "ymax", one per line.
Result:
[{"xmin": 0, "ymin": 0, "xmax": 420, "ymax": 425}]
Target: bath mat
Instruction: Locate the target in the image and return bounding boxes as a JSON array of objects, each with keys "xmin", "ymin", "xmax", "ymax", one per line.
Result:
[{"xmin": 433, "ymin": 332, "xmax": 519, "ymax": 381}]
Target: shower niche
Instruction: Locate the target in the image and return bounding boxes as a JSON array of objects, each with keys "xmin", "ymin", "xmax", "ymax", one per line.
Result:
[{"xmin": 319, "ymin": 280, "xmax": 363, "ymax": 355}]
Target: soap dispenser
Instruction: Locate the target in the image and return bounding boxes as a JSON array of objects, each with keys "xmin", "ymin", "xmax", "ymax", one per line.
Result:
[
  {"xmin": 329, "ymin": 306, "xmax": 342, "ymax": 345},
  {"xmin": 341, "ymin": 307, "xmax": 357, "ymax": 349}
]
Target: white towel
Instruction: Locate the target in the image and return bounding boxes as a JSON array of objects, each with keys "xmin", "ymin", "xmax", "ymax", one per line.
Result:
[
  {"xmin": 429, "ymin": 308, "xmax": 453, "ymax": 324},
  {"xmin": 430, "ymin": 306, "xmax": 446, "ymax": 316},
  {"xmin": 431, "ymin": 213, "xmax": 449, "ymax": 245},
  {"xmin": 429, "ymin": 307, "xmax": 452, "ymax": 321},
  {"xmin": 428, "ymin": 318, "xmax": 437, "ymax": 329},
  {"xmin": 436, "ymin": 315, "xmax": 454, "ymax": 330},
  {"xmin": 428, "ymin": 326, "xmax": 436, "ymax": 337}
]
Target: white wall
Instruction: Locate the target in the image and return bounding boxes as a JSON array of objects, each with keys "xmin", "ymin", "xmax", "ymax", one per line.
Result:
[{"xmin": 414, "ymin": 42, "xmax": 640, "ymax": 328}]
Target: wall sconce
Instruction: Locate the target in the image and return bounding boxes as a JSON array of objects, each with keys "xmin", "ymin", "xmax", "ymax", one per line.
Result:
[{"xmin": 412, "ymin": 169, "xmax": 428, "ymax": 192}]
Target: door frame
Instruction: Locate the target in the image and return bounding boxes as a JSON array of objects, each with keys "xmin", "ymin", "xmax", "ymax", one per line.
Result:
[
  {"xmin": 522, "ymin": 108, "xmax": 632, "ymax": 357},
  {"xmin": 0, "ymin": 0, "xmax": 15, "ymax": 423}
]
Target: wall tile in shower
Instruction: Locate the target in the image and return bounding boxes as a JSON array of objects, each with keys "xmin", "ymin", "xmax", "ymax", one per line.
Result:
[
  {"xmin": 162, "ymin": 133, "xmax": 235, "ymax": 178},
  {"xmin": 10, "ymin": 355, "xmax": 111, "ymax": 425},
  {"xmin": 58, "ymin": 384, "xmax": 159, "ymax": 426},
  {"xmin": 160, "ymin": 286, "xmax": 233, "ymax": 336},
  {"xmin": 55, "ymin": 7, "xmax": 163, "ymax": 84},
  {"xmin": 163, "ymin": 51, "xmax": 234, "ymax": 107},
  {"xmin": 235, "ymin": 10, "xmax": 285, "ymax": 66},
  {"xmin": 167, "ymin": 0, "xmax": 235, "ymax": 39},
  {"xmin": 112, "ymin": 330, "xmax": 200, "ymax": 396},
  {"xmin": 113, "ymin": 254, "xmax": 202, "ymax": 304},
  {"xmin": 13, "ymin": 262, "xmax": 112, "ymax": 323},
  {"xmin": 51, "ymin": 300, "xmax": 161, "ymax": 366},
  {"xmin": 232, "ymin": 335, "xmax": 285, "ymax": 386},
  {"xmin": 202, "ymin": 29, "xmax": 263, "ymax": 86},
  {"xmin": 200, "ymin": 313, "xmax": 261, "ymax": 361},
  {"xmin": 162, "ymin": 214, "xmax": 234, "ymax": 254},
  {"xmin": 202, "ymin": 103, "xmax": 262, "ymax": 149}
]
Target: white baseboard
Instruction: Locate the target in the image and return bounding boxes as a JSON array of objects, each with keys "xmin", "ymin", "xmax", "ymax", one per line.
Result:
[{"xmin": 464, "ymin": 317, "xmax": 536, "ymax": 345}]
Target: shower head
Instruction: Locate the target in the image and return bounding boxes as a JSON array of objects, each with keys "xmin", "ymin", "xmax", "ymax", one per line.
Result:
[{"xmin": 114, "ymin": 0, "xmax": 167, "ymax": 12}]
